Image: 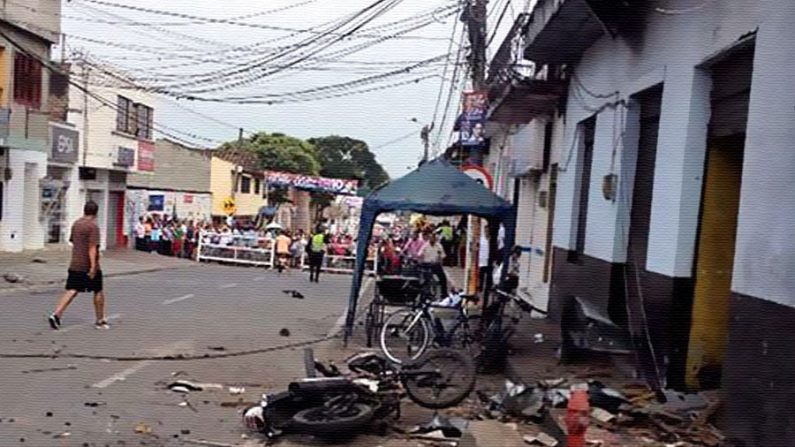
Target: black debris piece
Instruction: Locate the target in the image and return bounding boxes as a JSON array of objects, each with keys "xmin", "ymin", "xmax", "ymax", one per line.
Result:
[{"xmin": 279, "ymin": 328, "xmax": 291, "ymax": 337}]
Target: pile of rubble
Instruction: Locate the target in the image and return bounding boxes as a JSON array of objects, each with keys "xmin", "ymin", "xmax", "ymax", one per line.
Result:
[{"xmin": 461, "ymin": 378, "xmax": 726, "ymax": 447}]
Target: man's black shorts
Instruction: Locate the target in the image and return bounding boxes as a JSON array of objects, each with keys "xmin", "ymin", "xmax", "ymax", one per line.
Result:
[{"xmin": 65, "ymin": 270, "xmax": 103, "ymax": 292}]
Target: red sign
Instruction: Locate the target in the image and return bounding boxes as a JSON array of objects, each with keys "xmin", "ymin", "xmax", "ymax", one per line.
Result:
[
  {"xmin": 183, "ymin": 194, "xmax": 193, "ymax": 204},
  {"xmin": 138, "ymin": 141, "xmax": 155, "ymax": 172}
]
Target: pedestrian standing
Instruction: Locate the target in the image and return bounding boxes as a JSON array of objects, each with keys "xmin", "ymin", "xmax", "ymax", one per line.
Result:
[
  {"xmin": 478, "ymin": 225, "xmax": 492, "ymax": 293},
  {"xmin": 275, "ymin": 230, "xmax": 292, "ymax": 273},
  {"xmin": 307, "ymin": 226, "xmax": 327, "ymax": 283},
  {"xmin": 419, "ymin": 232, "xmax": 448, "ymax": 298},
  {"xmin": 48, "ymin": 201, "xmax": 109, "ymax": 330},
  {"xmin": 134, "ymin": 217, "xmax": 146, "ymax": 251}
]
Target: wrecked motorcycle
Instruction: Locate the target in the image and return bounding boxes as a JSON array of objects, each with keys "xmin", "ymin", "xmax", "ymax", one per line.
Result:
[{"xmin": 243, "ymin": 348, "xmax": 476, "ymax": 440}]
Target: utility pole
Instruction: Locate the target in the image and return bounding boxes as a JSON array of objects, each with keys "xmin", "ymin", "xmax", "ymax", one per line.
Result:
[
  {"xmin": 231, "ymin": 128, "xmax": 244, "ymax": 199},
  {"xmin": 465, "ymin": 0, "xmax": 489, "ymax": 296}
]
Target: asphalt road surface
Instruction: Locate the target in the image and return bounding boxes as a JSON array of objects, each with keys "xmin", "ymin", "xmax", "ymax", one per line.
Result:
[{"xmin": 0, "ymin": 263, "xmax": 365, "ymax": 446}]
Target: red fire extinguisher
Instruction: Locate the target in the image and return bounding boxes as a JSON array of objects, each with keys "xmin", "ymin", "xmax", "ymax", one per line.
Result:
[{"xmin": 565, "ymin": 387, "xmax": 590, "ymax": 447}]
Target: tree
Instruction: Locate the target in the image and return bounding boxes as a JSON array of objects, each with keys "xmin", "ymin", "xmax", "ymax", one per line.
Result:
[{"xmin": 307, "ymin": 135, "xmax": 389, "ymax": 193}]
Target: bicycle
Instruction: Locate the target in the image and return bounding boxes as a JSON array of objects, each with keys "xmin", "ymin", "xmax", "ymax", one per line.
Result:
[
  {"xmin": 379, "ymin": 269, "xmax": 482, "ymax": 364},
  {"xmin": 475, "ymin": 287, "xmax": 546, "ymax": 372}
]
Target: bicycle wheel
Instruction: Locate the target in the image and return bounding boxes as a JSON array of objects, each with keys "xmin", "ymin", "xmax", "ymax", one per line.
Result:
[
  {"xmin": 402, "ymin": 348, "xmax": 476, "ymax": 409},
  {"xmin": 447, "ymin": 315, "xmax": 483, "ymax": 354},
  {"xmin": 379, "ymin": 308, "xmax": 431, "ymax": 364}
]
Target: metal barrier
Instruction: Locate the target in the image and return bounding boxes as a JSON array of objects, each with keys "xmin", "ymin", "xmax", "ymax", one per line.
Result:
[
  {"xmin": 301, "ymin": 253, "xmax": 377, "ymax": 275},
  {"xmin": 196, "ymin": 231, "xmax": 275, "ymax": 268}
]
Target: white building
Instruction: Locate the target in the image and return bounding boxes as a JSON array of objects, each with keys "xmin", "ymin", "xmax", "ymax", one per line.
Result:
[
  {"xmin": 483, "ymin": 13, "xmax": 568, "ymax": 310},
  {"xmin": 0, "ymin": 1, "xmax": 62, "ymax": 252},
  {"xmin": 522, "ymin": 1, "xmax": 795, "ymax": 444},
  {"xmin": 66, "ymin": 59, "xmax": 156, "ymax": 250}
]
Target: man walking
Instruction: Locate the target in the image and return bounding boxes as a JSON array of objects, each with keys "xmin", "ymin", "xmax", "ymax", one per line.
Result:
[
  {"xmin": 48, "ymin": 201, "xmax": 109, "ymax": 330},
  {"xmin": 307, "ymin": 226, "xmax": 327, "ymax": 283}
]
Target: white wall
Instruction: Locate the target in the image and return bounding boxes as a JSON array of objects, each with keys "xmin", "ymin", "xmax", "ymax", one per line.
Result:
[
  {"xmin": 67, "ymin": 67, "xmax": 155, "ymax": 172},
  {"xmin": 731, "ymin": 6, "xmax": 795, "ymax": 307},
  {"xmin": 551, "ymin": 0, "xmax": 765, "ymax": 277},
  {"xmin": 0, "ymin": 149, "xmax": 46, "ymax": 252}
]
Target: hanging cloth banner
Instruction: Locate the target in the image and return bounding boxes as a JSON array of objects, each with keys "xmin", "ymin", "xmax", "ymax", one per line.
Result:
[{"xmin": 264, "ymin": 171, "xmax": 358, "ymax": 196}]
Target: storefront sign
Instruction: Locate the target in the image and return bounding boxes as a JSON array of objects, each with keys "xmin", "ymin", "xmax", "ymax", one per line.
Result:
[
  {"xmin": 116, "ymin": 146, "xmax": 135, "ymax": 167},
  {"xmin": 183, "ymin": 194, "xmax": 193, "ymax": 204},
  {"xmin": 264, "ymin": 171, "xmax": 358, "ymax": 195},
  {"xmin": 138, "ymin": 140, "xmax": 155, "ymax": 172},
  {"xmin": 50, "ymin": 124, "xmax": 79, "ymax": 163}
]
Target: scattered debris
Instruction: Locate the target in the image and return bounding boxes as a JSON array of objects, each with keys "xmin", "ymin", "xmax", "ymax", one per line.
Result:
[
  {"xmin": 282, "ymin": 289, "xmax": 305, "ymax": 299},
  {"xmin": 534, "ymin": 333, "xmax": 545, "ymax": 344},
  {"xmin": 84, "ymin": 401, "xmax": 106, "ymax": 407},
  {"xmin": 3, "ymin": 273, "xmax": 25, "ymax": 283},
  {"xmin": 134, "ymin": 422, "xmax": 153, "ymax": 435},
  {"xmin": 207, "ymin": 346, "xmax": 226, "ymax": 351},
  {"xmin": 45, "ymin": 412, "xmax": 53, "ymax": 417},
  {"xmin": 170, "ymin": 386, "xmax": 192, "ymax": 394},
  {"xmin": 31, "ymin": 257, "xmax": 48, "ymax": 264},
  {"xmin": 228, "ymin": 386, "xmax": 245, "ymax": 395},
  {"xmin": 53, "ymin": 431, "xmax": 71, "ymax": 439},
  {"xmin": 524, "ymin": 432, "xmax": 559, "ymax": 446},
  {"xmin": 167, "ymin": 380, "xmax": 204, "ymax": 393},
  {"xmin": 590, "ymin": 407, "xmax": 616, "ymax": 424},
  {"xmin": 408, "ymin": 413, "xmax": 469, "ymax": 439},
  {"xmin": 279, "ymin": 328, "xmax": 290, "ymax": 337},
  {"xmin": 22, "ymin": 364, "xmax": 77, "ymax": 374}
]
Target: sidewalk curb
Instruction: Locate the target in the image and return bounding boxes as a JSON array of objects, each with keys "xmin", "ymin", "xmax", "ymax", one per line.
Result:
[{"xmin": 0, "ymin": 265, "xmax": 188, "ymax": 296}]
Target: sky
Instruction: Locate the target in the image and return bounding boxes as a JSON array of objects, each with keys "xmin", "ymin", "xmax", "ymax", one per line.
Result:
[{"xmin": 59, "ymin": 0, "xmax": 531, "ymax": 178}]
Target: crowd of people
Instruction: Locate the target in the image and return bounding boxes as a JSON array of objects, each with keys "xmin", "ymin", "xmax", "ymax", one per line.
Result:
[
  {"xmin": 132, "ymin": 214, "xmax": 519, "ymax": 295},
  {"xmin": 373, "ymin": 217, "xmax": 520, "ymax": 297}
]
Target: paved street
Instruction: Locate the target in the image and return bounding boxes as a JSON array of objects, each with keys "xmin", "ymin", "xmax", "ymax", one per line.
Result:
[{"xmin": 0, "ymin": 263, "xmax": 365, "ymax": 446}]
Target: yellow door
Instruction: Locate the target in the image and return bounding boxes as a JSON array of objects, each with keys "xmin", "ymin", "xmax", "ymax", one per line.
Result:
[{"xmin": 686, "ymin": 136, "xmax": 744, "ymax": 389}]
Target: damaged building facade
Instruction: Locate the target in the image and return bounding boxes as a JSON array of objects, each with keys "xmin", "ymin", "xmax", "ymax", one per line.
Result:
[
  {"xmin": 484, "ymin": 13, "xmax": 568, "ymax": 310},
  {"xmin": 517, "ymin": 1, "xmax": 795, "ymax": 445}
]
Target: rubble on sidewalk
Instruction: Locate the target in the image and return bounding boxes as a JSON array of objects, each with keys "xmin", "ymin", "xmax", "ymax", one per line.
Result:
[{"xmin": 472, "ymin": 377, "xmax": 726, "ymax": 447}]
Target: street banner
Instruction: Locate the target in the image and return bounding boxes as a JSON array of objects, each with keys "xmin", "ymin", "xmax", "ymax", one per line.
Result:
[
  {"xmin": 138, "ymin": 140, "xmax": 155, "ymax": 172},
  {"xmin": 457, "ymin": 91, "xmax": 488, "ymax": 148},
  {"xmin": 264, "ymin": 171, "xmax": 358, "ymax": 195}
]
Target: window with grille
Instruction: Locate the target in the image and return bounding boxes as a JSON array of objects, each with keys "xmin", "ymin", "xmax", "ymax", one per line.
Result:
[
  {"xmin": 240, "ymin": 176, "xmax": 251, "ymax": 194},
  {"xmin": 117, "ymin": 96, "xmax": 154, "ymax": 139},
  {"xmin": 13, "ymin": 52, "xmax": 42, "ymax": 108},
  {"xmin": 117, "ymin": 96, "xmax": 133, "ymax": 134},
  {"xmin": 136, "ymin": 104, "xmax": 153, "ymax": 140}
]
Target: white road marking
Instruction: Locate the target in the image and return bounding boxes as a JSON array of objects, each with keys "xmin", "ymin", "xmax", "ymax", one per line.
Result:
[
  {"xmin": 219, "ymin": 283, "xmax": 238, "ymax": 289},
  {"xmin": 253, "ymin": 276, "xmax": 267, "ymax": 282},
  {"xmin": 91, "ymin": 361, "xmax": 152, "ymax": 389},
  {"xmin": 60, "ymin": 313, "xmax": 122, "ymax": 333},
  {"xmin": 162, "ymin": 294, "xmax": 195, "ymax": 305}
]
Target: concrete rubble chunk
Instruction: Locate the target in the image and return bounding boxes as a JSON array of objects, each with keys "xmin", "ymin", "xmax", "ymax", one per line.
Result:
[{"xmin": 523, "ymin": 432, "xmax": 559, "ymax": 446}]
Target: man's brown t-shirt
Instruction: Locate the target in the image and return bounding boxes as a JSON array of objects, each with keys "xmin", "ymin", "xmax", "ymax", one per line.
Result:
[{"xmin": 69, "ymin": 217, "xmax": 101, "ymax": 272}]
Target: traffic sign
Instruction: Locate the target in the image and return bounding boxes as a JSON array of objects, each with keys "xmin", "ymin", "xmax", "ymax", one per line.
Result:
[
  {"xmin": 461, "ymin": 164, "xmax": 493, "ymax": 190},
  {"xmin": 222, "ymin": 197, "xmax": 236, "ymax": 215}
]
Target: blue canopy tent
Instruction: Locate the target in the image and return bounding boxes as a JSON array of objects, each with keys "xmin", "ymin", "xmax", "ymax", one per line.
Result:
[{"xmin": 343, "ymin": 159, "xmax": 517, "ymax": 342}]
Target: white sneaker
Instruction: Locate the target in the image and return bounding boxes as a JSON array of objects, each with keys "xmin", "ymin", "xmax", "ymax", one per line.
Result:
[{"xmin": 94, "ymin": 320, "xmax": 111, "ymax": 330}]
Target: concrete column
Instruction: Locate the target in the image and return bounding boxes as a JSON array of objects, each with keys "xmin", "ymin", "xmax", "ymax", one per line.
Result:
[{"xmin": 645, "ymin": 66, "xmax": 711, "ymax": 277}]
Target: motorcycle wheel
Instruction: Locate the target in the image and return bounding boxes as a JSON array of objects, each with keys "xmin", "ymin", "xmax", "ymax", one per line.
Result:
[
  {"xmin": 402, "ymin": 348, "xmax": 476, "ymax": 409},
  {"xmin": 290, "ymin": 403, "xmax": 375, "ymax": 438}
]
